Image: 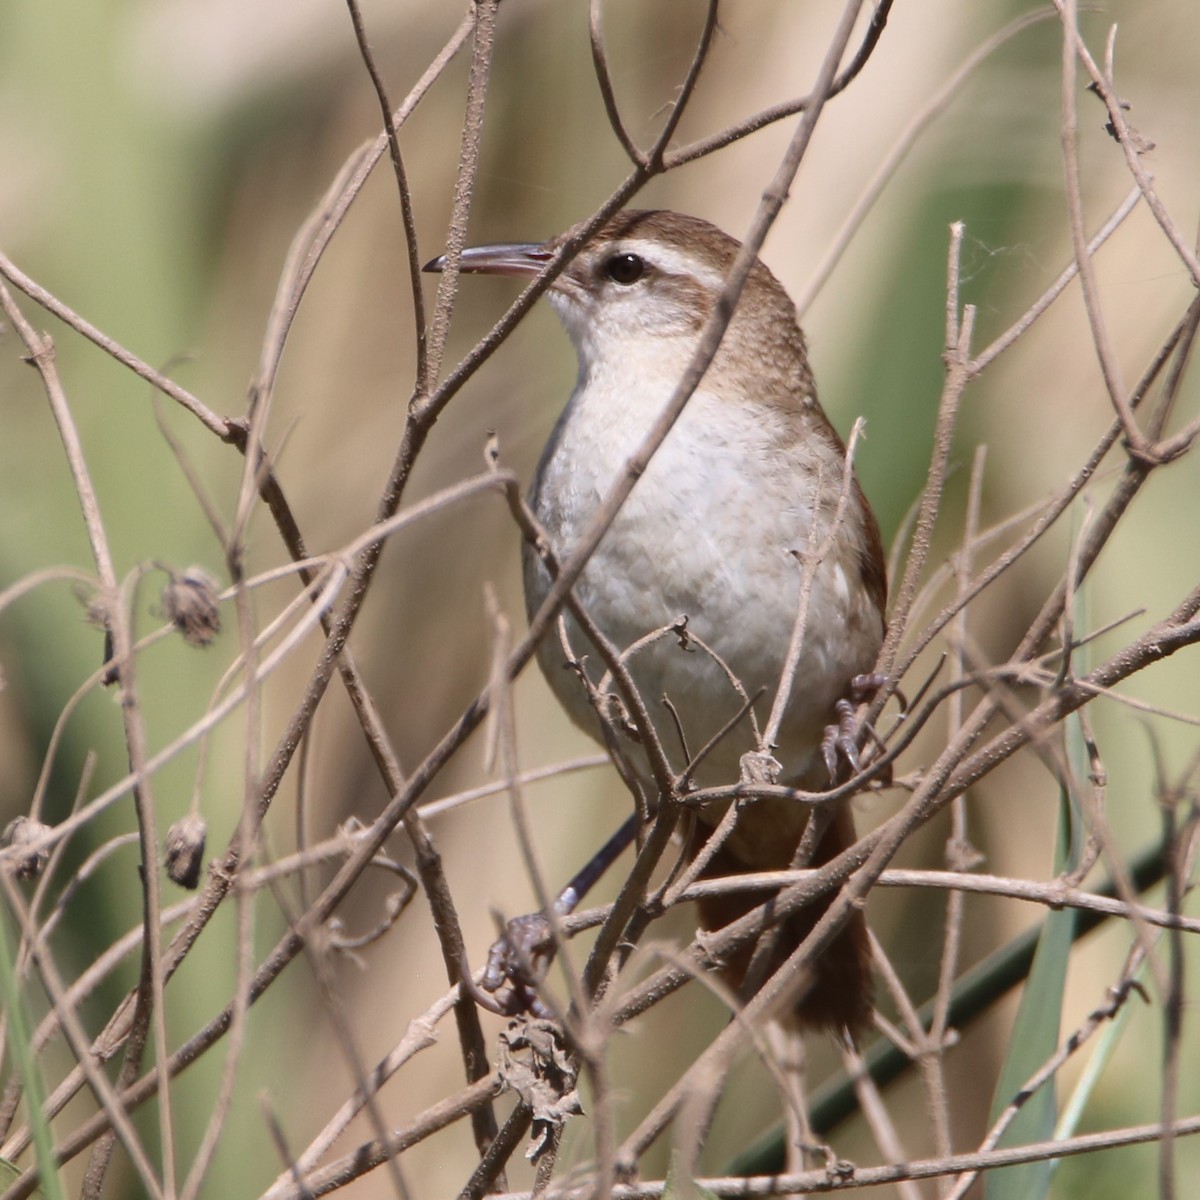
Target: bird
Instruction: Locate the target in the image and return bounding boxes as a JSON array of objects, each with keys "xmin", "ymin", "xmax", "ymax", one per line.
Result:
[{"xmin": 426, "ymin": 209, "xmax": 886, "ymax": 1037}]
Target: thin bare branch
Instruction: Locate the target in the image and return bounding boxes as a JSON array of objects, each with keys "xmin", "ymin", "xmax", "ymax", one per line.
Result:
[
  {"xmin": 344, "ymin": 0, "xmax": 428, "ymax": 390},
  {"xmin": 588, "ymin": 0, "xmax": 646, "ymax": 167}
]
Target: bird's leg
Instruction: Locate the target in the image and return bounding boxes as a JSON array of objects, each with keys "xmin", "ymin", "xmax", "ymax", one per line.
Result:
[
  {"xmin": 476, "ymin": 812, "xmax": 640, "ymax": 1016},
  {"xmin": 820, "ymin": 672, "xmax": 890, "ymax": 783}
]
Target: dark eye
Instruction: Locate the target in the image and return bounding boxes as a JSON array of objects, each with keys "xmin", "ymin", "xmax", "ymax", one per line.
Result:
[{"xmin": 604, "ymin": 253, "xmax": 646, "ymax": 285}]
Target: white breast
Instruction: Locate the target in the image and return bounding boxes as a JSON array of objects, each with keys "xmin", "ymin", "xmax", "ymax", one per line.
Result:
[{"xmin": 524, "ymin": 346, "xmax": 883, "ymax": 794}]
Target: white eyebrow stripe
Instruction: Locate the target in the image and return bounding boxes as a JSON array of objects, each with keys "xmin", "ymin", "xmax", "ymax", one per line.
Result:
[{"xmin": 613, "ymin": 239, "xmax": 728, "ymax": 292}]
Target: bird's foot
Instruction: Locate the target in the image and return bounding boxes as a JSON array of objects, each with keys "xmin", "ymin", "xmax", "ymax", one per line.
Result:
[
  {"xmin": 467, "ymin": 814, "xmax": 641, "ymax": 1017},
  {"xmin": 820, "ymin": 672, "xmax": 889, "ymax": 784},
  {"xmin": 467, "ymin": 912, "xmax": 557, "ymax": 1018}
]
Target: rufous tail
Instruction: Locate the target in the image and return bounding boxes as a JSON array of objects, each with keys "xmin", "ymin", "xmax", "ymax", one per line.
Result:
[{"xmin": 694, "ymin": 805, "xmax": 873, "ymax": 1035}]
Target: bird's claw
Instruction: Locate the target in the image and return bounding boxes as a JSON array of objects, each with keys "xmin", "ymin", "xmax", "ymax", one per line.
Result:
[
  {"xmin": 820, "ymin": 673, "xmax": 890, "ymax": 784},
  {"xmin": 477, "ymin": 912, "xmax": 556, "ymax": 1018},
  {"xmin": 848, "ymin": 672, "xmax": 888, "ymax": 705},
  {"xmin": 821, "ymin": 699, "xmax": 861, "ymax": 782}
]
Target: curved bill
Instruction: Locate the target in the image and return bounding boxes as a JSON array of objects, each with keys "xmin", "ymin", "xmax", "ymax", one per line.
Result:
[{"xmin": 421, "ymin": 242, "xmax": 554, "ymax": 278}]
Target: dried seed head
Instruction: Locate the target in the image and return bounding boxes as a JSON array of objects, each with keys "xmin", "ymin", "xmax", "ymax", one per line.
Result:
[
  {"xmin": 74, "ymin": 583, "xmax": 110, "ymax": 632},
  {"xmin": 162, "ymin": 567, "xmax": 221, "ymax": 647},
  {"xmin": 3, "ymin": 816, "xmax": 52, "ymax": 881},
  {"xmin": 84, "ymin": 598, "xmax": 108, "ymax": 629},
  {"xmin": 73, "ymin": 585, "xmax": 119, "ymax": 684},
  {"xmin": 497, "ymin": 1018, "xmax": 583, "ymax": 1163},
  {"xmin": 164, "ymin": 814, "xmax": 207, "ymax": 889}
]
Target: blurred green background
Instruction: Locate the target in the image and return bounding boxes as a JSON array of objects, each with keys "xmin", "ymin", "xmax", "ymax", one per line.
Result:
[{"xmin": 1, "ymin": 2, "xmax": 1197, "ymax": 1196}]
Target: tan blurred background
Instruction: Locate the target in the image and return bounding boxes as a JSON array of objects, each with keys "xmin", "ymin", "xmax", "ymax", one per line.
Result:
[{"xmin": 1, "ymin": 2, "xmax": 1198, "ymax": 1196}]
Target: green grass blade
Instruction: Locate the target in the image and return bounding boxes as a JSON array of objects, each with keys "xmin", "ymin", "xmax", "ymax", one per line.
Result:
[
  {"xmin": 985, "ymin": 716, "xmax": 1085, "ymax": 1199},
  {"xmin": 0, "ymin": 907, "xmax": 57, "ymax": 1200}
]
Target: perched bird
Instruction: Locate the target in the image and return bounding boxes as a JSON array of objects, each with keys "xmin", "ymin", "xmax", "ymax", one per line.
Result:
[{"xmin": 428, "ymin": 210, "xmax": 885, "ymax": 1035}]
